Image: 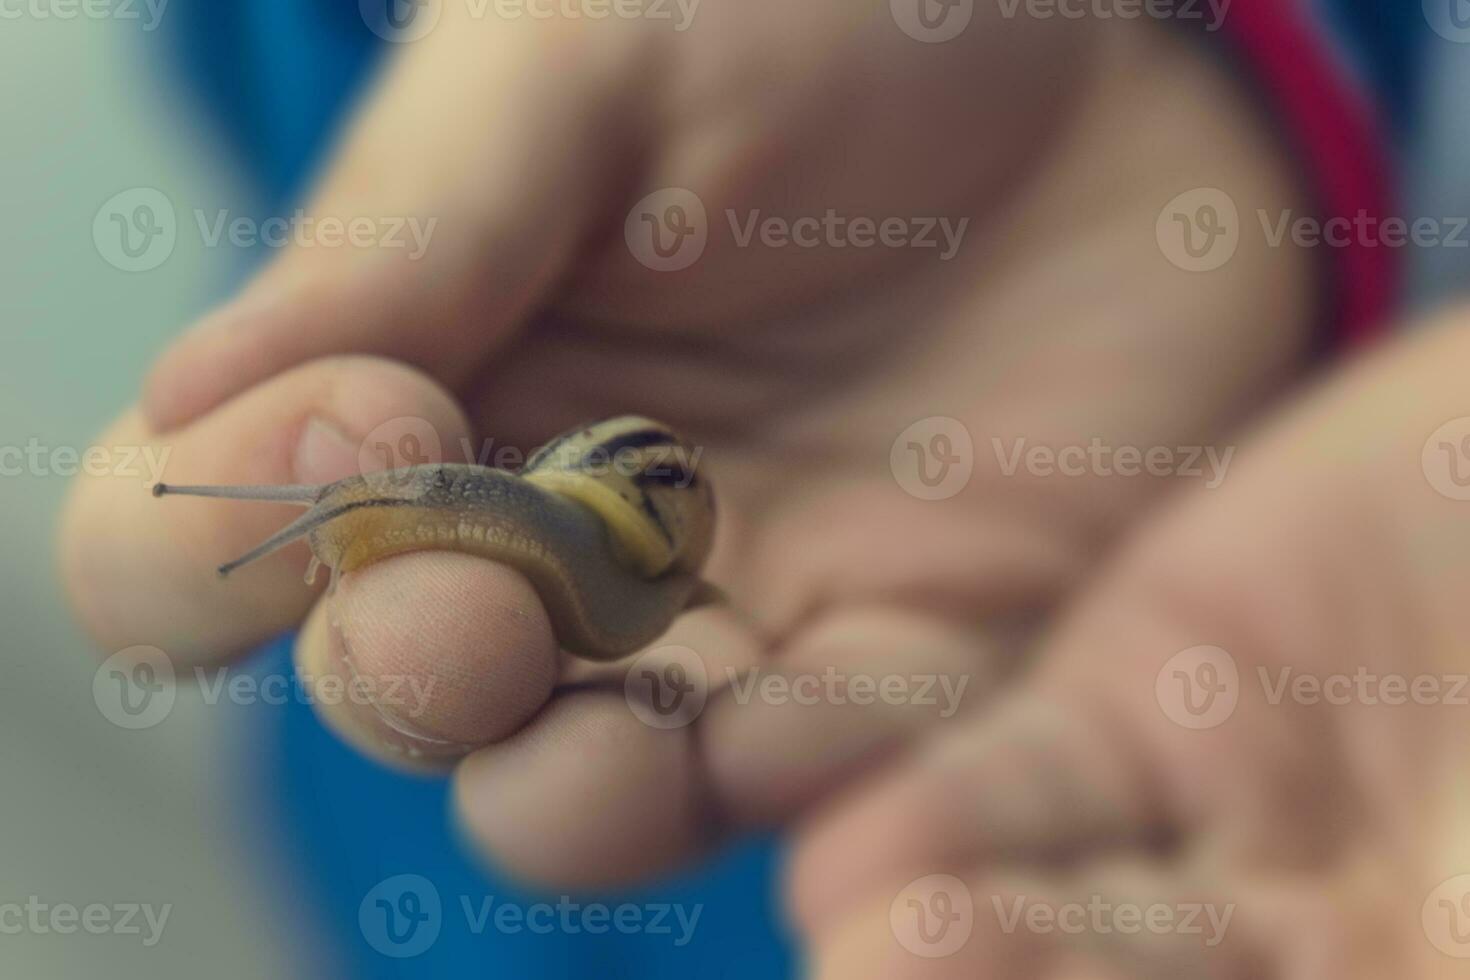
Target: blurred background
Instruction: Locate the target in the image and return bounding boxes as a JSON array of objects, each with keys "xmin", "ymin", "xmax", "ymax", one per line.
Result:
[{"xmin": 0, "ymin": 11, "xmax": 309, "ymax": 980}]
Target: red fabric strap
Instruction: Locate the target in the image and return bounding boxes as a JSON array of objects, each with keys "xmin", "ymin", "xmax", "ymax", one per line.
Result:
[{"xmin": 1199, "ymin": 0, "xmax": 1400, "ymax": 345}]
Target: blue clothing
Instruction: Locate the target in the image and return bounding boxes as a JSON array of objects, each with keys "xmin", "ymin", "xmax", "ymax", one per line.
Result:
[{"xmin": 1316, "ymin": 0, "xmax": 1421, "ymax": 136}]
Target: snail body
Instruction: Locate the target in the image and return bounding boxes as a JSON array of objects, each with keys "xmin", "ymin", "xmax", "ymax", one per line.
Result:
[{"xmin": 153, "ymin": 417, "xmax": 718, "ymax": 660}]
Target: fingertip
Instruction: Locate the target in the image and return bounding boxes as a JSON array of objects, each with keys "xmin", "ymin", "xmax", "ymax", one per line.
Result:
[
  {"xmin": 294, "ymin": 599, "xmax": 463, "ymax": 774},
  {"xmin": 806, "ymin": 896, "xmax": 951, "ymax": 980},
  {"xmin": 141, "ymin": 284, "xmax": 291, "ymax": 432},
  {"xmin": 140, "ymin": 325, "xmax": 219, "ymax": 434},
  {"xmin": 786, "ymin": 759, "xmax": 955, "ymax": 936},
  {"xmin": 702, "ymin": 605, "xmax": 994, "ymax": 827},
  {"xmin": 63, "ymin": 355, "xmax": 475, "ymax": 662},
  {"xmin": 141, "ymin": 265, "xmax": 400, "ymax": 433},
  {"xmin": 307, "ymin": 354, "xmax": 475, "ymax": 478},
  {"xmin": 454, "ymin": 691, "xmax": 709, "ymax": 890},
  {"xmin": 327, "ymin": 551, "xmax": 560, "ymax": 748}
]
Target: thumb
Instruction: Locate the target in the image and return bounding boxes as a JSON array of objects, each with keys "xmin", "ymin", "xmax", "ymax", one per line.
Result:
[{"xmin": 143, "ymin": 12, "xmax": 660, "ymax": 432}]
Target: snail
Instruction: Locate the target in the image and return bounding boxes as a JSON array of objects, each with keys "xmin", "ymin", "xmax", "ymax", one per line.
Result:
[{"xmin": 152, "ymin": 416, "xmax": 721, "ymax": 660}]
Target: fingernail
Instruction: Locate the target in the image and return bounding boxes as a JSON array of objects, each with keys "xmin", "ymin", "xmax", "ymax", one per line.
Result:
[
  {"xmin": 323, "ymin": 614, "xmax": 469, "ymax": 763},
  {"xmin": 294, "ymin": 416, "xmax": 362, "ymax": 485}
]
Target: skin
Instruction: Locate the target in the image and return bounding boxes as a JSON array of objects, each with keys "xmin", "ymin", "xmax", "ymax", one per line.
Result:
[
  {"xmin": 56, "ymin": 5, "xmax": 1469, "ymax": 976},
  {"xmin": 793, "ymin": 313, "xmax": 1470, "ymax": 980}
]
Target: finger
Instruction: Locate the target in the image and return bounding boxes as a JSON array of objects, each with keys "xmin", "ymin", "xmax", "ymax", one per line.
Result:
[
  {"xmin": 701, "ymin": 604, "xmax": 1007, "ymax": 827},
  {"xmin": 787, "ymin": 692, "xmax": 1165, "ymax": 936},
  {"xmin": 810, "ymin": 866, "xmax": 1260, "ymax": 980},
  {"xmin": 293, "ymin": 552, "xmax": 560, "ymax": 773},
  {"xmin": 142, "ymin": 11, "xmax": 656, "ymax": 432},
  {"xmin": 453, "ymin": 690, "xmax": 710, "ymax": 890},
  {"xmin": 738, "ymin": 481, "xmax": 1087, "ymax": 637},
  {"xmin": 785, "ymin": 561, "xmax": 1343, "ymax": 935},
  {"xmin": 980, "ymin": 864, "xmax": 1256, "ymax": 980},
  {"xmin": 59, "ymin": 355, "xmax": 471, "ymax": 663},
  {"xmin": 809, "ymin": 874, "xmax": 1052, "ymax": 980},
  {"xmin": 453, "ymin": 605, "xmax": 764, "ymax": 889}
]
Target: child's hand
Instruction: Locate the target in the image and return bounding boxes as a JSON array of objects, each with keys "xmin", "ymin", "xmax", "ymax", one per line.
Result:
[
  {"xmin": 791, "ymin": 313, "xmax": 1470, "ymax": 979},
  {"xmin": 61, "ymin": 12, "xmax": 1314, "ymax": 887}
]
